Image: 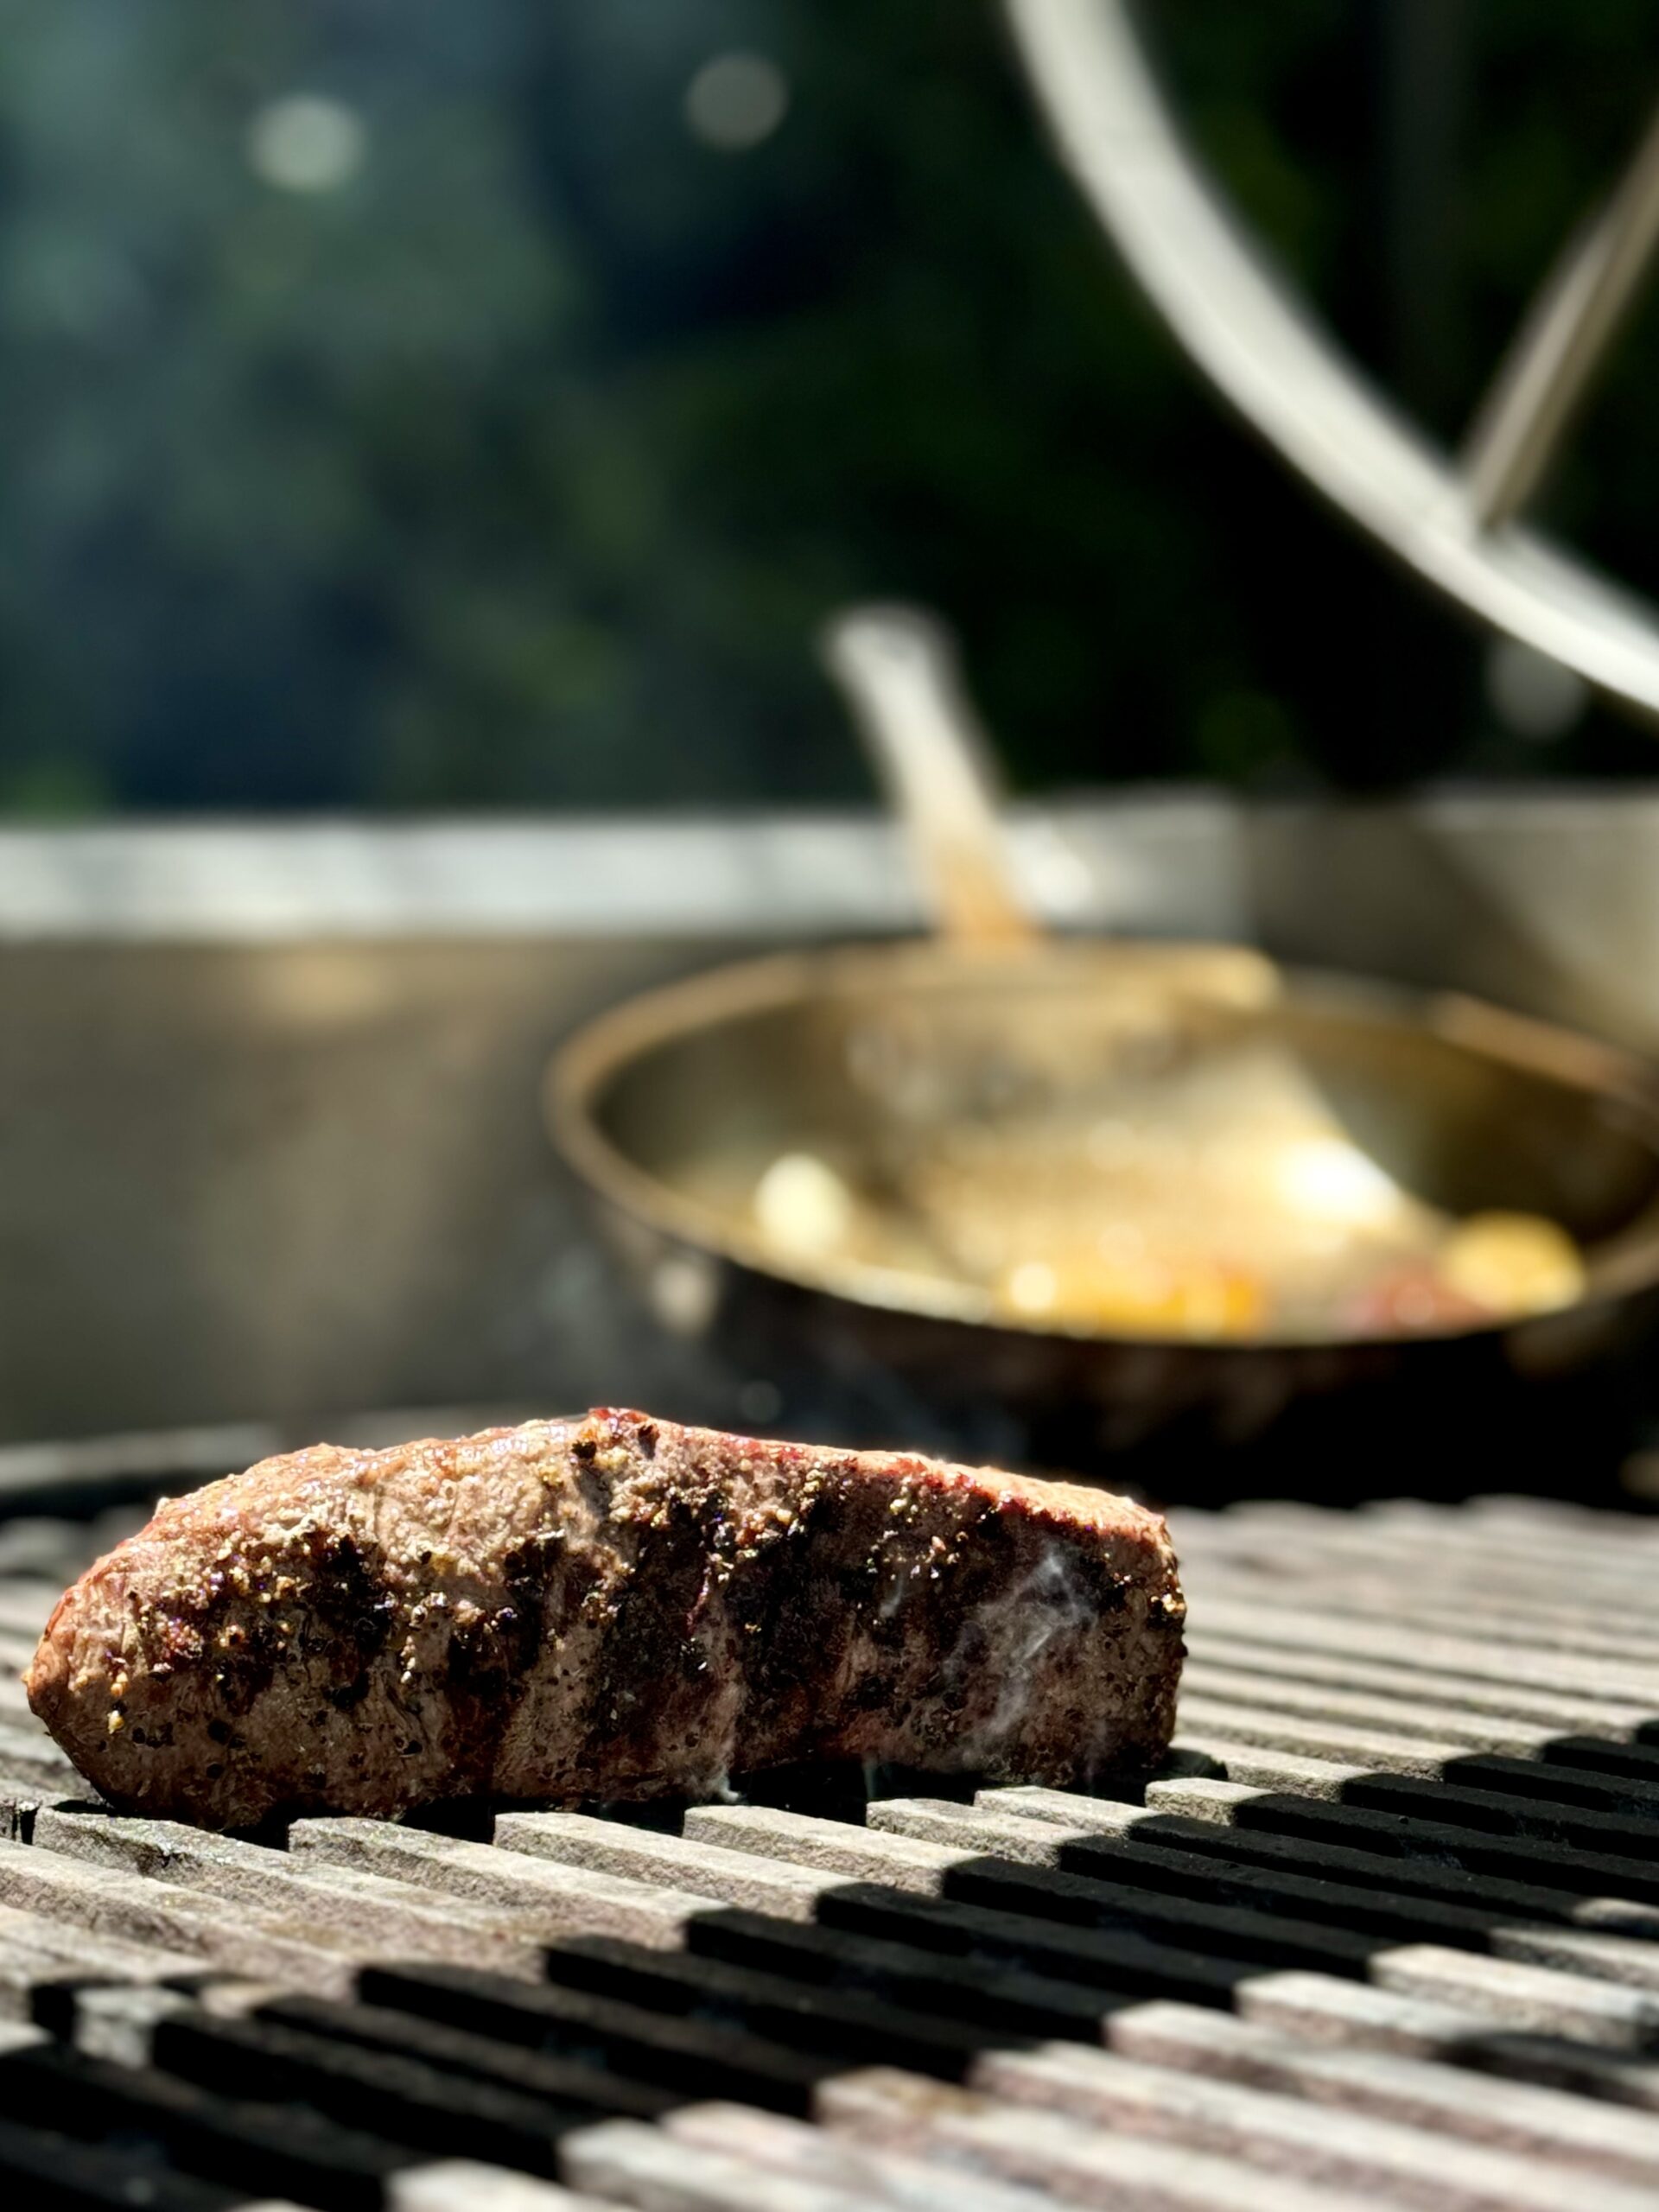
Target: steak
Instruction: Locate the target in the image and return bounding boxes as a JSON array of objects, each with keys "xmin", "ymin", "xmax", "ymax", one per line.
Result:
[{"xmin": 27, "ymin": 1408, "xmax": 1185, "ymax": 1829}]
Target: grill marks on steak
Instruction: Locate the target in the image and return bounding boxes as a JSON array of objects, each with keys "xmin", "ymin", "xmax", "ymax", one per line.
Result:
[{"xmin": 26, "ymin": 1408, "xmax": 1185, "ymax": 1829}]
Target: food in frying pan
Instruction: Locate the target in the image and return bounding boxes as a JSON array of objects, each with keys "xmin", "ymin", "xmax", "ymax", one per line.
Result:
[
  {"xmin": 26, "ymin": 1408, "xmax": 1184, "ymax": 1830},
  {"xmin": 982, "ymin": 1206, "xmax": 1586, "ymax": 1341},
  {"xmin": 749, "ymin": 1123, "xmax": 1588, "ymax": 1345}
]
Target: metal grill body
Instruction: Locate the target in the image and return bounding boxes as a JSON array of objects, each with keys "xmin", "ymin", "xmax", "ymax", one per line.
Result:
[{"xmin": 2, "ymin": 1461, "xmax": 1659, "ymax": 2209}]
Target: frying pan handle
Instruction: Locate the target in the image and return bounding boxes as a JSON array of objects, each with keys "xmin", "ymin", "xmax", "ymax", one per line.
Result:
[{"xmin": 820, "ymin": 604, "xmax": 1041, "ymax": 949}]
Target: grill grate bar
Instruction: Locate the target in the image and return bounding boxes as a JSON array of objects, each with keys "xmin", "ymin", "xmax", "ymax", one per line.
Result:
[
  {"xmin": 288, "ymin": 1816, "xmax": 721, "ymax": 1949},
  {"xmin": 1180, "ymin": 1630, "xmax": 1657, "ymax": 1733},
  {"xmin": 675, "ymin": 1908, "xmax": 1136, "ymax": 2041},
  {"xmin": 32, "ymin": 1808, "xmax": 552, "ymax": 1980},
  {"xmin": 565, "ymin": 2117, "xmax": 973, "ymax": 2212},
  {"xmin": 1178, "ymin": 1662, "xmax": 1578, "ymax": 1753},
  {"xmin": 372, "ymin": 1943, "xmax": 997, "ymax": 2077},
  {"xmin": 1104, "ymin": 1999, "xmax": 1659, "ymax": 2183},
  {"xmin": 0, "ymin": 1834, "xmax": 372, "ymax": 1996},
  {"xmin": 813, "ymin": 2065, "xmax": 1444, "ymax": 2212},
  {"xmin": 496, "ymin": 1813, "xmax": 1259, "ymax": 2003},
  {"xmin": 658, "ymin": 2101, "xmax": 1062, "ymax": 2211},
  {"xmin": 1143, "ymin": 1766, "xmax": 1659, "ymax": 1905},
  {"xmin": 264, "ymin": 1973, "xmax": 833, "ymax": 2116},
  {"xmin": 388, "ymin": 2168, "xmax": 611, "ymax": 2212},
  {"xmin": 152, "ymin": 2005, "xmax": 613, "ymax": 2179},
  {"xmin": 959, "ymin": 2040, "xmax": 1659, "ymax": 2212},
  {"xmin": 0, "ymin": 2031, "xmax": 404, "ymax": 2211},
  {"xmin": 1230, "ymin": 1968, "xmax": 1659, "ymax": 2094},
  {"xmin": 258, "ymin": 1992, "xmax": 682, "ymax": 2120},
  {"xmin": 1184, "ymin": 1569, "xmax": 1659, "ymax": 1667},
  {"xmin": 866, "ymin": 1795, "xmax": 1649, "ymax": 1958},
  {"xmin": 1171, "ymin": 1695, "xmax": 1485, "ymax": 1777},
  {"xmin": 1363, "ymin": 1943, "xmax": 1659, "ymax": 2046},
  {"xmin": 1172, "ymin": 1717, "xmax": 1659, "ymax": 1828},
  {"xmin": 1177, "ymin": 1593, "xmax": 1659, "ymax": 1705},
  {"xmin": 0, "ymin": 2108, "xmax": 307, "ymax": 2211}
]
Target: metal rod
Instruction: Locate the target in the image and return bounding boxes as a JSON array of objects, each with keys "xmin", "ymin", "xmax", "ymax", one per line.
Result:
[
  {"xmin": 819, "ymin": 605, "xmax": 1039, "ymax": 949},
  {"xmin": 1463, "ymin": 97, "xmax": 1659, "ymax": 530}
]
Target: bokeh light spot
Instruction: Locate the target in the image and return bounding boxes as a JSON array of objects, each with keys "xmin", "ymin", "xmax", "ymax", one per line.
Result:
[
  {"xmin": 1484, "ymin": 638, "xmax": 1588, "ymax": 742},
  {"xmin": 246, "ymin": 94, "xmax": 366, "ymax": 194},
  {"xmin": 683, "ymin": 52, "xmax": 790, "ymax": 152}
]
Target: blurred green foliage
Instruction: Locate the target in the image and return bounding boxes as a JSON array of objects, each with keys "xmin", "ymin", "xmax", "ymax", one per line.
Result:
[{"xmin": 1, "ymin": 0, "xmax": 1657, "ymax": 811}]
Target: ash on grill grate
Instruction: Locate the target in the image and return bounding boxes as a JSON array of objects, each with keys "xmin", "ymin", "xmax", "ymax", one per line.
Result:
[{"xmin": 4, "ymin": 1486, "xmax": 1659, "ymax": 2206}]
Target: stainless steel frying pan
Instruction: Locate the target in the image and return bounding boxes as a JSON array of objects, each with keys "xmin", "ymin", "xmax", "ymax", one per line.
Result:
[{"xmin": 548, "ymin": 611, "xmax": 1659, "ymax": 1498}]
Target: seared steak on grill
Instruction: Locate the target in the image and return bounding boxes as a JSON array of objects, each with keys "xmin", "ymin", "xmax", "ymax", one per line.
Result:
[{"xmin": 26, "ymin": 1408, "xmax": 1184, "ymax": 1829}]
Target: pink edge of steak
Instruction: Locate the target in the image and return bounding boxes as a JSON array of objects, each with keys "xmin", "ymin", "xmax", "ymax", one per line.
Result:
[{"xmin": 26, "ymin": 1408, "xmax": 1185, "ymax": 1829}]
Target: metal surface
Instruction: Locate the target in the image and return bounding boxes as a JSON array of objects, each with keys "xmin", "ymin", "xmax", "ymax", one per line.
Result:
[
  {"xmin": 3, "ymin": 1462, "xmax": 1659, "ymax": 2204},
  {"xmin": 1004, "ymin": 0, "xmax": 1659, "ymax": 718}
]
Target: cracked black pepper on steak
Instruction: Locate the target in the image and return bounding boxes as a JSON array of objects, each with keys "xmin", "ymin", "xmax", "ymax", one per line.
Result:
[{"xmin": 26, "ymin": 1408, "xmax": 1185, "ymax": 1828}]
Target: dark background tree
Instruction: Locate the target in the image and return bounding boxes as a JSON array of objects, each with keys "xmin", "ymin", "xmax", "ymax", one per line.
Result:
[{"xmin": 1, "ymin": 0, "xmax": 1656, "ymax": 812}]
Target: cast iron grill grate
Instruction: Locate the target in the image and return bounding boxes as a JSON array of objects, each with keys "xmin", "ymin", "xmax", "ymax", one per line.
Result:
[{"xmin": 1, "ymin": 1443, "xmax": 1658, "ymax": 2209}]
